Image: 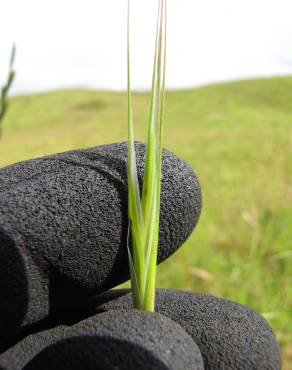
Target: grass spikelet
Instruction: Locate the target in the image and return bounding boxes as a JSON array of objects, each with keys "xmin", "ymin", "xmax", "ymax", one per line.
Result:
[{"xmin": 127, "ymin": 0, "xmax": 167, "ymax": 311}]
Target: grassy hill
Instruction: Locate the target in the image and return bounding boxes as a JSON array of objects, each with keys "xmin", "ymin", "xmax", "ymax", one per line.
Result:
[{"xmin": 1, "ymin": 77, "xmax": 292, "ymax": 368}]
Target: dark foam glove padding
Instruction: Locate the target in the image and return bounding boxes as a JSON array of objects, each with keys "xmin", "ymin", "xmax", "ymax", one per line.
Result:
[
  {"xmin": 0, "ymin": 310, "xmax": 204, "ymax": 370},
  {"xmin": 0, "ymin": 142, "xmax": 202, "ymax": 342},
  {"xmin": 81, "ymin": 289, "xmax": 281, "ymax": 370}
]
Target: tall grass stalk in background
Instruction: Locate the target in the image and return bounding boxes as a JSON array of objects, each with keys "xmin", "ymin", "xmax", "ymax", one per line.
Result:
[
  {"xmin": 0, "ymin": 45, "xmax": 16, "ymax": 135},
  {"xmin": 127, "ymin": 0, "xmax": 167, "ymax": 312}
]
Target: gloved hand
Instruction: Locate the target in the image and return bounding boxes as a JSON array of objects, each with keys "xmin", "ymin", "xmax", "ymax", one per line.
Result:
[{"xmin": 0, "ymin": 142, "xmax": 202, "ymax": 342}]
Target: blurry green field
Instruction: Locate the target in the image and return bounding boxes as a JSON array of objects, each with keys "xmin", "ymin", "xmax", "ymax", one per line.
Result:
[{"xmin": 1, "ymin": 77, "xmax": 292, "ymax": 368}]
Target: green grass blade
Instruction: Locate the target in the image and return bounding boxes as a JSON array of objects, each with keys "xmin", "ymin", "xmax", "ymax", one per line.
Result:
[
  {"xmin": 143, "ymin": 0, "xmax": 167, "ymax": 311},
  {"xmin": 127, "ymin": 0, "xmax": 146, "ymax": 307},
  {"xmin": 127, "ymin": 224, "xmax": 143, "ymax": 308},
  {"xmin": 141, "ymin": 0, "xmax": 162, "ymax": 230}
]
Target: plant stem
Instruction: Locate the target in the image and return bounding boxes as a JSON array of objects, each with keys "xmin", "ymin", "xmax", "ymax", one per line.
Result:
[{"xmin": 0, "ymin": 45, "xmax": 16, "ymax": 136}]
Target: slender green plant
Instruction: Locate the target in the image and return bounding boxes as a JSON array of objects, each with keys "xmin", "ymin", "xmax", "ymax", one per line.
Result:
[
  {"xmin": 127, "ymin": 0, "xmax": 167, "ymax": 312},
  {"xmin": 0, "ymin": 45, "xmax": 16, "ymax": 136}
]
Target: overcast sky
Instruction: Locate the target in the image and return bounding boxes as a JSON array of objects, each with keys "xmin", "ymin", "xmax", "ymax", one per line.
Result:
[{"xmin": 1, "ymin": 0, "xmax": 292, "ymax": 94}]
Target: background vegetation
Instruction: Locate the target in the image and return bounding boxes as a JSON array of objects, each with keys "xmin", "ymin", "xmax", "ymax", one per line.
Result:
[{"xmin": 1, "ymin": 77, "xmax": 291, "ymax": 368}]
